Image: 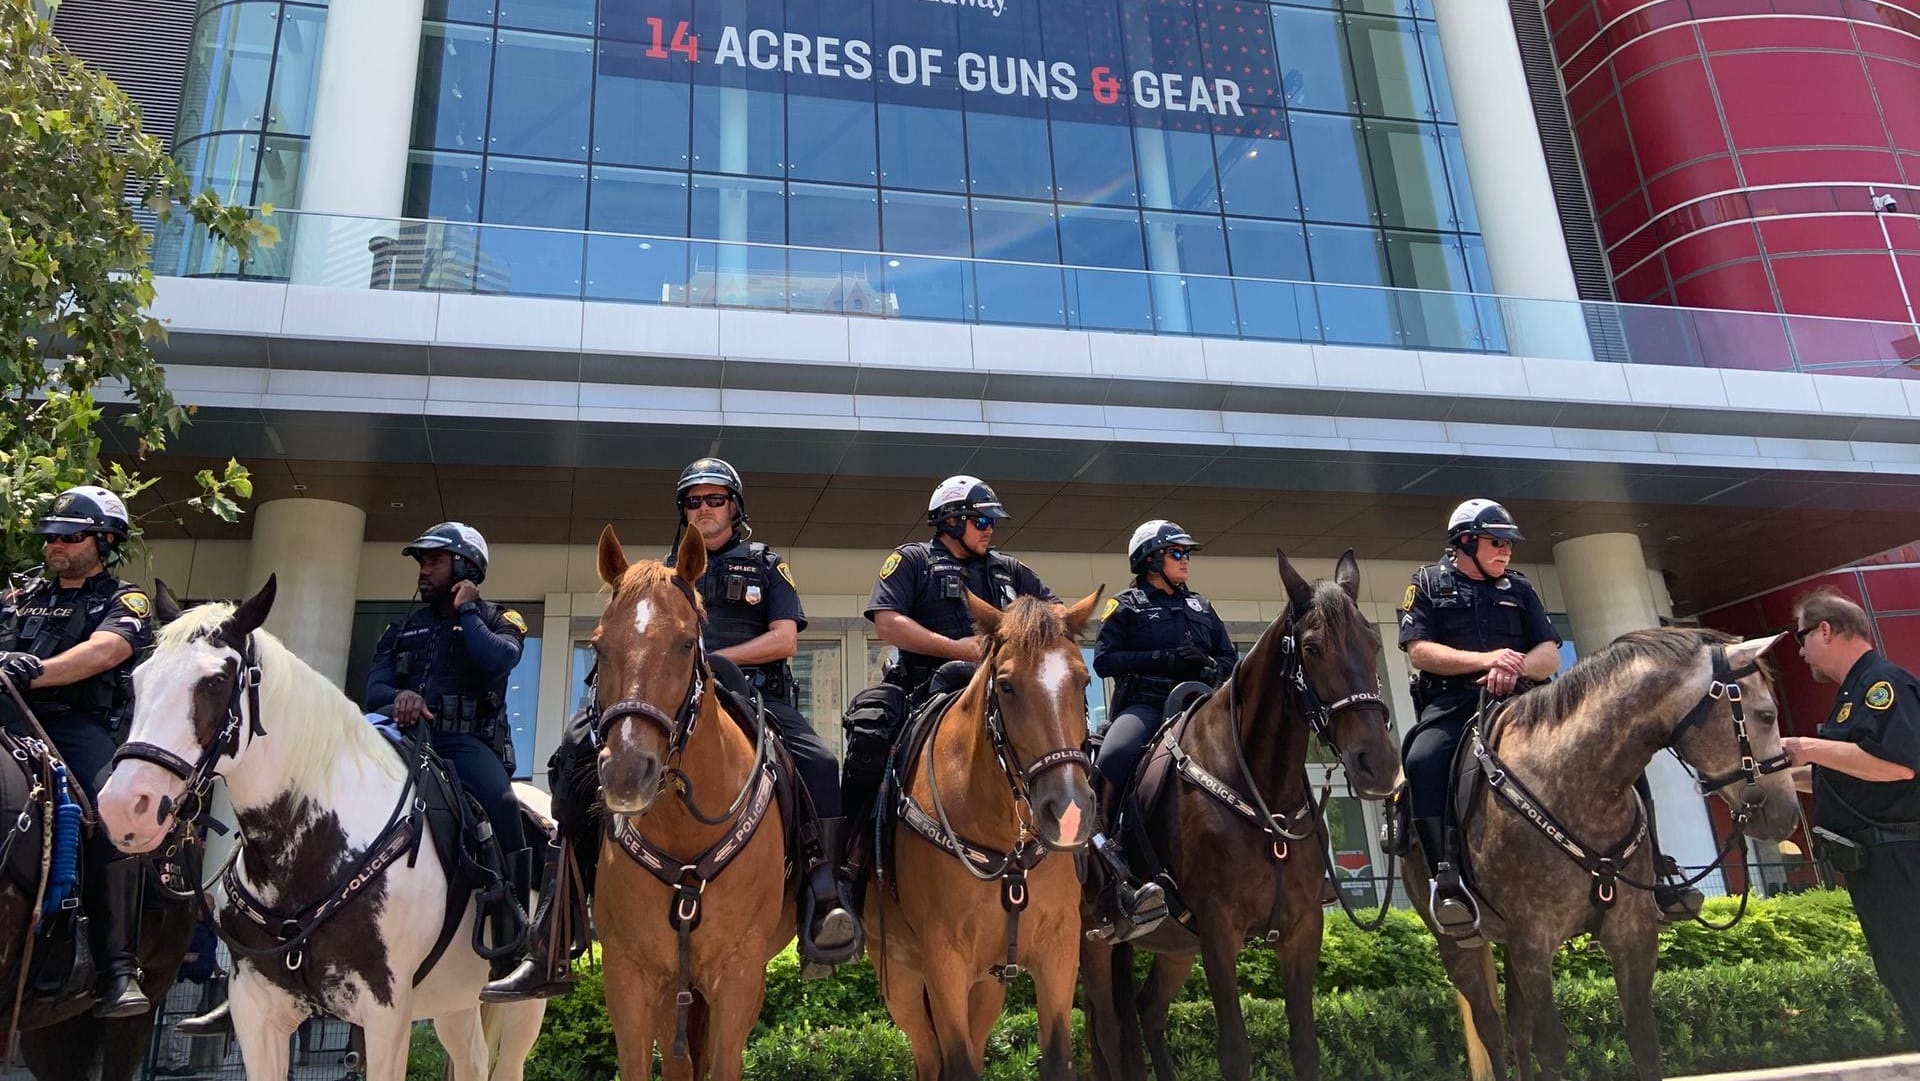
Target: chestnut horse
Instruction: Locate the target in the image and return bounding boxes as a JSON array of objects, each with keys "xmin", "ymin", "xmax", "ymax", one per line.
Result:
[
  {"xmin": 1082, "ymin": 549, "xmax": 1402, "ymax": 1081},
  {"xmin": 590, "ymin": 524, "xmax": 794, "ymax": 1081},
  {"xmin": 868, "ymin": 590, "xmax": 1104, "ymax": 1081}
]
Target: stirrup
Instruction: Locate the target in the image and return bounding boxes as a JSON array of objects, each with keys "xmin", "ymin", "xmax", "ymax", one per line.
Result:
[
  {"xmin": 1655, "ymin": 881, "xmax": 1705, "ymax": 924},
  {"xmin": 1429, "ymin": 870, "xmax": 1485, "ymax": 948}
]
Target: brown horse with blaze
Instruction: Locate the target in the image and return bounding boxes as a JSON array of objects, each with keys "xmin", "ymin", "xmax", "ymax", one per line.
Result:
[
  {"xmin": 591, "ymin": 524, "xmax": 794, "ymax": 1081},
  {"xmin": 868, "ymin": 589, "xmax": 1104, "ymax": 1081}
]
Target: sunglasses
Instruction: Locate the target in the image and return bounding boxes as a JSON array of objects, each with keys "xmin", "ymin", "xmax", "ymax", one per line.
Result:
[
  {"xmin": 680, "ymin": 493, "xmax": 733, "ymax": 510},
  {"xmin": 968, "ymin": 515, "xmax": 997, "ymax": 531},
  {"xmin": 1165, "ymin": 548, "xmax": 1192, "ymax": 562},
  {"xmin": 1793, "ymin": 622, "xmax": 1823, "ymax": 645},
  {"xmin": 41, "ymin": 533, "xmax": 90, "ymax": 546},
  {"xmin": 1486, "ymin": 538, "xmax": 1513, "ymax": 550}
]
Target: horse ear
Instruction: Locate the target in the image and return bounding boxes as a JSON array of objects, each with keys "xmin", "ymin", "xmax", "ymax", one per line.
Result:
[
  {"xmin": 597, "ymin": 525, "xmax": 629, "ymax": 588},
  {"xmin": 965, "ymin": 591, "xmax": 1002, "ymax": 637},
  {"xmin": 1334, "ymin": 549, "xmax": 1361, "ymax": 601},
  {"xmin": 219, "ymin": 575, "xmax": 276, "ymax": 645},
  {"xmin": 1276, "ymin": 548, "xmax": 1313, "ymax": 613},
  {"xmin": 154, "ymin": 579, "xmax": 183, "ymax": 625},
  {"xmin": 674, "ymin": 523, "xmax": 707, "ymax": 587},
  {"xmin": 1726, "ymin": 631, "xmax": 1788, "ymax": 672},
  {"xmin": 1063, "ymin": 587, "xmax": 1105, "ymax": 639}
]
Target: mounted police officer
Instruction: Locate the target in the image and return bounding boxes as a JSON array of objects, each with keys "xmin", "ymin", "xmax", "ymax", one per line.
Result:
[
  {"xmin": 0, "ymin": 485, "xmax": 155, "ymax": 1016},
  {"xmin": 841, "ymin": 476, "xmax": 1059, "ymax": 842},
  {"xmin": 1398, "ymin": 499, "xmax": 1563, "ymax": 941},
  {"xmin": 1084, "ymin": 520, "xmax": 1235, "ymax": 942},
  {"xmin": 666, "ymin": 458, "xmax": 863, "ymax": 978},
  {"xmin": 356, "ymin": 524, "xmax": 535, "ymax": 992}
]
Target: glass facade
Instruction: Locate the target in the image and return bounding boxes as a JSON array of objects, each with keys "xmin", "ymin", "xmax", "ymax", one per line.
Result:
[
  {"xmin": 403, "ymin": 0, "xmax": 1486, "ymax": 342},
  {"xmin": 164, "ymin": 0, "xmax": 328, "ymax": 277}
]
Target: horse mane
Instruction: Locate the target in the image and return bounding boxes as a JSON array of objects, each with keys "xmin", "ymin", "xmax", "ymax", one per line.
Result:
[
  {"xmin": 157, "ymin": 603, "xmax": 406, "ymax": 791},
  {"xmin": 986, "ymin": 596, "xmax": 1070, "ymax": 657},
  {"xmin": 1496, "ymin": 626, "xmax": 1749, "ymax": 734}
]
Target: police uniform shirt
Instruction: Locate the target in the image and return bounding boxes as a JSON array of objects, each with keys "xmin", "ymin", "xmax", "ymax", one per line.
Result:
[
  {"xmin": 1093, "ymin": 585, "xmax": 1238, "ymax": 682},
  {"xmin": 1397, "ymin": 561, "xmax": 1559, "ymax": 659},
  {"xmin": 672, "ymin": 536, "xmax": 807, "ymax": 653},
  {"xmin": 0, "ymin": 571, "xmax": 152, "ymax": 716},
  {"xmin": 1815, "ymin": 650, "xmax": 1920, "ymax": 833},
  {"xmin": 364, "ymin": 601, "xmax": 527, "ymax": 717},
  {"xmin": 865, "ymin": 540, "xmax": 1057, "ymax": 644}
]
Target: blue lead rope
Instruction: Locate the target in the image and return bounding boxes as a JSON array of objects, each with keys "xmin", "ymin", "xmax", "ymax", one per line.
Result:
[{"xmin": 43, "ymin": 763, "xmax": 81, "ymax": 917}]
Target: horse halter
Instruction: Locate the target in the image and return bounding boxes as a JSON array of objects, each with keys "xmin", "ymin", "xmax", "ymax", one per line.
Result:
[
  {"xmin": 590, "ymin": 577, "xmax": 710, "ymax": 771},
  {"xmin": 1667, "ymin": 644, "xmax": 1792, "ymax": 824},
  {"xmin": 110, "ymin": 629, "xmax": 265, "ymax": 832},
  {"xmin": 980, "ymin": 653, "xmax": 1092, "ymax": 801}
]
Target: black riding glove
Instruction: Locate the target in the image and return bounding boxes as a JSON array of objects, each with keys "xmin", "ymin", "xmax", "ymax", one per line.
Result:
[
  {"xmin": 1172, "ymin": 643, "xmax": 1213, "ymax": 678},
  {"xmin": 0, "ymin": 652, "xmax": 44, "ymax": 689}
]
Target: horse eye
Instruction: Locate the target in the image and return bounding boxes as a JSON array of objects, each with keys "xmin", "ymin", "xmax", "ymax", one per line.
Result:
[
  {"xmin": 683, "ymin": 640, "xmax": 697, "ymax": 653},
  {"xmin": 997, "ymin": 679, "xmax": 1016, "ymax": 695},
  {"xmin": 1303, "ymin": 642, "xmax": 1322, "ymax": 657}
]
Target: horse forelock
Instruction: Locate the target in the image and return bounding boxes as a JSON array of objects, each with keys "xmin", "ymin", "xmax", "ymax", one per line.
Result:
[
  {"xmin": 986, "ymin": 596, "xmax": 1070, "ymax": 660},
  {"xmin": 1498, "ymin": 626, "xmax": 1747, "ymax": 735}
]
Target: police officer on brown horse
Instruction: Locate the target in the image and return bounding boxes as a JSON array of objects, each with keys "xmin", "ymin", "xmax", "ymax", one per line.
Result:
[
  {"xmin": 661, "ymin": 458, "xmax": 863, "ymax": 977},
  {"xmin": 0, "ymin": 486, "xmax": 154, "ymax": 1016}
]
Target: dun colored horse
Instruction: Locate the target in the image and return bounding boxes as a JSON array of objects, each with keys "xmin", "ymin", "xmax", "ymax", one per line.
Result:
[
  {"xmin": 868, "ymin": 590, "xmax": 1104, "ymax": 1081},
  {"xmin": 1409, "ymin": 628, "xmax": 1800, "ymax": 1081},
  {"xmin": 1083, "ymin": 550, "xmax": 1402, "ymax": 1081},
  {"xmin": 95, "ymin": 579, "xmax": 547, "ymax": 1081},
  {"xmin": 591, "ymin": 524, "xmax": 794, "ymax": 1081}
]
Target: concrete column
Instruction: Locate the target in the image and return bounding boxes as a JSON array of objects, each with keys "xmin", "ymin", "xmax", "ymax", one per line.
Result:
[
  {"xmin": 1429, "ymin": 0, "xmax": 1591, "ymax": 360},
  {"xmin": 290, "ymin": 0, "xmax": 427, "ymax": 286},
  {"xmin": 245, "ymin": 499, "xmax": 367, "ymax": 687},
  {"xmin": 1553, "ymin": 532, "xmax": 1719, "ymax": 884}
]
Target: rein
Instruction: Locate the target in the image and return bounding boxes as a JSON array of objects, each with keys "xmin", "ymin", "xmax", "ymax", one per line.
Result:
[{"xmin": 897, "ymin": 643, "xmax": 1091, "ymax": 983}]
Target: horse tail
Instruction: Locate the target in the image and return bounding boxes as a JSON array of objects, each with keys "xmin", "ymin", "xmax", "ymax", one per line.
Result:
[{"xmin": 1459, "ymin": 947, "xmax": 1498, "ymax": 1081}]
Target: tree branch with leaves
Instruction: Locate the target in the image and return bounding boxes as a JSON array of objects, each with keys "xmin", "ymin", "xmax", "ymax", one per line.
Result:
[{"xmin": 0, "ymin": 0, "xmax": 268, "ymax": 574}]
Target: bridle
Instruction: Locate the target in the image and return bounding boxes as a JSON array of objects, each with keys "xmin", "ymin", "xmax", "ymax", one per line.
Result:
[
  {"xmin": 1665, "ymin": 643, "xmax": 1793, "ymax": 828},
  {"xmin": 590, "ymin": 578, "xmax": 712, "ymax": 778},
  {"xmin": 1268, "ymin": 608, "xmax": 1389, "ymax": 759},
  {"xmin": 110, "ymin": 629, "xmax": 264, "ymax": 836}
]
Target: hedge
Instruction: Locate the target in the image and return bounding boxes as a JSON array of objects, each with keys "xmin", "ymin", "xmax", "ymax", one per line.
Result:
[{"xmin": 407, "ymin": 890, "xmax": 1888, "ymax": 1080}]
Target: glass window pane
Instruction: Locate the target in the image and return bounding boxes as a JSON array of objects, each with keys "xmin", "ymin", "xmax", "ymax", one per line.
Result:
[
  {"xmin": 1365, "ymin": 118, "xmax": 1450, "ymax": 230},
  {"xmin": 1272, "ymin": 6, "xmax": 1353, "ymax": 113},
  {"xmin": 586, "ymin": 166, "xmax": 690, "ymax": 303},
  {"xmin": 404, "ymin": 149, "xmax": 485, "ymax": 221},
  {"xmin": 692, "ymin": 86, "xmax": 786, "ymax": 178},
  {"xmin": 689, "ymin": 174, "xmax": 785, "ymax": 243},
  {"xmin": 267, "ymin": 5, "xmax": 326, "ymax": 136},
  {"xmin": 177, "ymin": 2, "xmax": 278, "ymax": 138},
  {"xmin": 970, "ymin": 198, "xmax": 1062, "ymax": 327},
  {"xmin": 882, "ymin": 190, "xmax": 970, "ymax": 255},
  {"xmin": 1060, "ymin": 206, "xmax": 1149, "ymax": 333},
  {"xmin": 1439, "ymin": 124, "xmax": 1478, "ymax": 233},
  {"xmin": 478, "ymin": 157, "xmax": 588, "ymax": 296},
  {"xmin": 178, "ymin": 132, "xmax": 260, "ymax": 205},
  {"xmin": 1228, "ymin": 219, "xmax": 1316, "ymax": 341},
  {"xmin": 1143, "ymin": 210, "xmax": 1235, "ymax": 335},
  {"xmin": 1227, "ymin": 217, "xmax": 1309, "ymax": 281},
  {"xmin": 966, "ymin": 112, "xmax": 1053, "ymax": 200},
  {"xmin": 1327, "ymin": 796, "xmax": 1381, "ymax": 908},
  {"xmin": 1417, "ymin": 20, "xmax": 1455, "ymax": 123},
  {"xmin": 879, "ymin": 103, "xmax": 965, "ymax": 192},
  {"xmin": 1345, "ymin": 13, "xmax": 1433, "ymax": 119},
  {"xmin": 789, "ymin": 183, "xmax": 879, "ymax": 251},
  {"xmin": 1051, "ymin": 119, "xmax": 1138, "ymax": 207},
  {"xmin": 787, "ymin": 96, "xmax": 877, "ymax": 186},
  {"xmin": 251, "ymin": 136, "xmax": 307, "ymax": 257},
  {"xmin": 881, "ymin": 191, "xmax": 973, "ymax": 320},
  {"xmin": 789, "ymin": 185, "xmax": 884, "ymax": 314},
  {"xmin": 594, "ymin": 47, "xmax": 692, "ymax": 170},
  {"xmin": 1215, "ymin": 108, "xmax": 1298, "ymax": 220},
  {"xmin": 689, "ymin": 174, "xmax": 786, "ymax": 306},
  {"xmin": 423, "ymin": 0, "xmax": 495, "ymax": 24},
  {"xmin": 1386, "ymin": 230, "xmax": 1478, "ymax": 348},
  {"xmin": 412, "ymin": 23, "xmax": 494, "ymax": 152},
  {"xmin": 1134, "ymin": 126, "xmax": 1219, "ymax": 213},
  {"xmin": 1308, "ymin": 223, "xmax": 1397, "ymax": 345},
  {"xmin": 497, "ymin": 0, "xmax": 594, "ymax": 36},
  {"xmin": 1292, "ymin": 112, "xmax": 1375, "ymax": 225},
  {"xmin": 488, "ymin": 30, "xmax": 592, "ymax": 160}
]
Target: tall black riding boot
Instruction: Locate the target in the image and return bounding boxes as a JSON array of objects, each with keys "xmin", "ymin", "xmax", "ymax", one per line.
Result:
[
  {"xmin": 93, "ymin": 857, "xmax": 150, "ymax": 1017},
  {"xmin": 482, "ymin": 847, "xmax": 533, "ymax": 981},
  {"xmin": 482, "ymin": 841, "xmax": 579, "ymax": 1002},
  {"xmin": 1083, "ymin": 777, "xmax": 1167, "ymax": 944},
  {"xmin": 1414, "ymin": 817, "xmax": 1483, "ymax": 946},
  {"xmin": 797, "ymin": 817, "xmax": 865, "ymax": 980}
]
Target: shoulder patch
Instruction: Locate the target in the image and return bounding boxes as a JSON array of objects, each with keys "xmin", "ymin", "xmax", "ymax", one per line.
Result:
[
  {"xmin": 1836, "ymin": 702, "xmax": 1853, "ymax": 725},
  {"xmin": 501, "ymin": 609, "xmax": 529, "ymax": 635},
  {"xmin": 118, "ymin": 591, "xmax": 151, "ymax": 619},
  {"xmin": 1866, "ymin": 680, "xmax": 1895, "ymax": 710},
  {"xmin": 777, "ymin": 561, "xmax": 796, "ymax": 588},
  {"xmin": 1401, "ymin": 584, "xmax": 1417, "ymax": 611},
  {"xmin": 879, "ymin": 552, "xmax": 902, "ymax": 579},
  {"xmin": 1100, "ymin": 597, "xmax": 1120, "ymax": 621}
]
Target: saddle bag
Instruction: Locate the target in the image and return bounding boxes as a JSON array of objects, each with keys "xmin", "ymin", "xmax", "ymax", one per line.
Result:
[
  {"xmin": 841, "ymin": 683, "xmax": 907, "ymax": 797},
  {"xmin": 29, "ymin": 907, "xmax": 94, "ymax": 1002}
]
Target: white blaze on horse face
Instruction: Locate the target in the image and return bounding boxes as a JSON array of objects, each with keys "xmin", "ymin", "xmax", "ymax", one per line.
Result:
[
  {"xmin": 631, "ymin": 598, "xmax": 654, "ymax": 641},
  {"xmin": 100, "ymin": 639, "xmax": 229, "ymax": 852},
  {"xmin": 1037, "ymin": 647, "xmax": 1086, "ymax": 841}
]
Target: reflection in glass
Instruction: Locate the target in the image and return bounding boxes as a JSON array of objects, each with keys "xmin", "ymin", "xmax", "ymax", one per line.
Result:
[
  {"xmin": 1052, "ymin": 119, "xmax": 1139, "ymax": 207},
  {"xmin": 177, "ymin": 2, "xmax": 278, "ymax": 141},
  {"xmin": 1309, "ymin": 223, "xmax": 1397, "ymax": 346},
  {"xmin": 879, "ymin": 104, "xmax": 966, "ymax": 192},
  {"xmin": 1365, "ymin": 119, "xmax": 1450, "ymax": 231},
  {"xmin": 1385, "ymin": 230, "xmax": 1477, "ymax": 349},
  {"xmin": 595, "ymin": 54, "xmax": 691, "ymax": 169},
  {"xmin": 1293, "ymin": 113, "xmax": 1376, "ymax": 225},
  {"xmin": 413, "ymin": 23, "xmax": 494, "ymax": 152},
  {"xmin": 1271, "ymin": 5, "xmax": 1352, "ymax": 113},
  {"xmin": 788, "ymin": 97, "xmax": 877, "ymax": 186},
  {"xmin": 268, "ymin": 5, "xmax": 325, "ymax": 135},
  {"xmin": 1228, "ymin": 219, "xmax": 1316, "ymax": 341},
  {"xmin": 587, "ymin": 166, "xmax": 690, "ymax": 302},
  {"xmin": 1060, "ymin": 206, "xmax": 1150, "ymax": 332},
  {"xmin": 966, "ymin": 112, "xmax": 1054, "ymax": 201},
  {"xmin": 488, "ymin": 31, "xmax": 593, "ymax": 160},
  {"xmin": 497, "ymin": 0, "xmax": 595, "ymax": 36},
  {"xmin": 479, "ymin": 157, "xmax": 588, "ymax": 297},
  {"xmin": 970, "ymin": 198, "xmax": 1063, "ymax": 326},
  {"xmin": 692, "ymin": 86, "xmax": 785, "ymax": 178},
  {"xmin": 1345, "ymin": 13, "xmax": 1433, "ymax": 120}
]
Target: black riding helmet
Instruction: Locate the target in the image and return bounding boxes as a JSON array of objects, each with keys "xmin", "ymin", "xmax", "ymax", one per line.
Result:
[
  {"xmin": 403, "ymin": 522, "xmax": 490, "ymax": 585},
  {"xmin": 677, "ymin": 457, "xmax": 749, "ymax": 525},
  {"xmin": 1128, "ymin": 519, "xmax": 1200, "ymax": 575}
]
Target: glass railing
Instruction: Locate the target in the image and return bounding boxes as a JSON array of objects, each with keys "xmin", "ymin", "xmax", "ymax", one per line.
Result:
[{"xmin": 154, "ymin": 208, "xmax": 1920, "ymax": 377}]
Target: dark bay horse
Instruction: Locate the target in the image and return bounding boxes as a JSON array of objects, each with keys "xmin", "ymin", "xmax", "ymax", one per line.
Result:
[
  {"xmin": 591, "ymin": 524, "xmax": 794, "ymax": 1081},
  {"xmin": 1409, "ymin": 628, "xmax": 1800, "ymax": 1081},
  {"xmin": 869, "ymin": 590, "xmax": 1104, "ymax": 1081},
  {"xmin": 1082, "ymin": 549, "xmax": 1402, "ymax": 1081},
  {"xmin": 0, "ymin": 683, "xmax": 196, "ymax": 1081},
  {"xmin": 94, "ymin": 579, "xmax": 546, "ymax": 1081}
]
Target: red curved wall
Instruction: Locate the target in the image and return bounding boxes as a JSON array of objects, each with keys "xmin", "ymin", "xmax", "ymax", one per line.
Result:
[{"xmin": 1547, "ymin": 0, "xmax": 1920, "ymax": 321}]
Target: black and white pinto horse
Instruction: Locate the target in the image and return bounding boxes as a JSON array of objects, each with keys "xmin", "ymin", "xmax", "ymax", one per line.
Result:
[{"xmin": 93, "ymin": 579, "xmax": 547, "ymax": 1081}]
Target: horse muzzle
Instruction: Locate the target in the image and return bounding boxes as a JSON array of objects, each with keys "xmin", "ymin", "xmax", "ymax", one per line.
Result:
[
  {"xmin": 1028, "ymin": 773, "xmax": 1095, "ymax": 852},
  {"xmin": 598, "ymin": 747, "xmax": 665, "ymax": 815}
]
